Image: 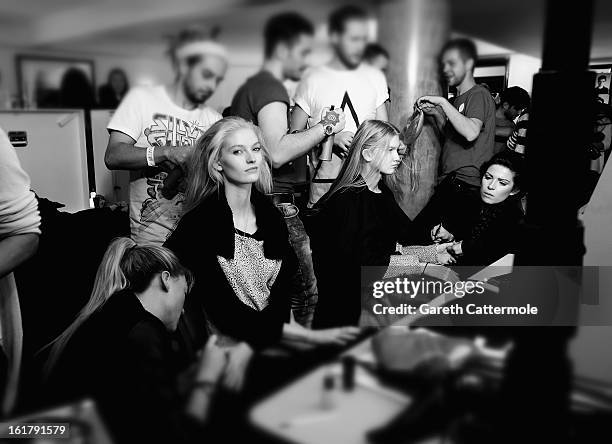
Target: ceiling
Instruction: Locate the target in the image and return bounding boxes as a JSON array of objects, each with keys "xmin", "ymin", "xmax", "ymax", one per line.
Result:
[
  {"xmin": 1, "ymin": 0, "xmax": 611, "ymax": 60},
  {"xmin": 451, "ymin": 0, "xmax": 612, "ymax": 60}
]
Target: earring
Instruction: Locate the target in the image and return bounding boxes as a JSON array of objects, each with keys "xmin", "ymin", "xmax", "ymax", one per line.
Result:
[{"xmin": 216, "ymin": 165, "xmax": 223, "ymax": 171}]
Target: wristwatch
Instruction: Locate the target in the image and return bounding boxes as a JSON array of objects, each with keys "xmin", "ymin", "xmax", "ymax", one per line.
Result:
[{"xmin": 321, "ymin": 108, "xmax": 339, "ymax": 136}]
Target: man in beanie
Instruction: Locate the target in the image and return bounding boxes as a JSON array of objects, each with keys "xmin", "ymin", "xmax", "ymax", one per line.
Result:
[{"xmin": 105, "ymin": 29, "xmax": 227, "ymax": 245}]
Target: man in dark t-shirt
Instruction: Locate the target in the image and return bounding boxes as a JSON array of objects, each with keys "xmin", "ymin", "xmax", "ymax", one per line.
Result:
[
  {"xmin": 230, "ymin": 13, "xmax": 345, "ymax": 327},
  {"xmin": 418, "ymin": 38, "xmax": 496, "ymax": 187},
  {"xmin": 231, "ymin": 70, "xmax": 296, "ymax": 192}
]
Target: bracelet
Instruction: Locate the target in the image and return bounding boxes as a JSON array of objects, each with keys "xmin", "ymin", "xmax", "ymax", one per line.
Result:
[{"xmin": 146, "ymin": 146, "xmax": 156, "ymax": 167}]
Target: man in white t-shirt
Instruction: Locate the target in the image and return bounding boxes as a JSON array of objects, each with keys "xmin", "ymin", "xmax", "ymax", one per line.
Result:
[
  {"xmin": 1, "ymin": 127, "xmax": 41, "ymax": 415},
  {"xmin": 105, "ymin": 30, "xmax": 227, "ymax": 245},
  {"xmin": 291, "ymin": 5, "xmax": 389, "ymax": 206}
]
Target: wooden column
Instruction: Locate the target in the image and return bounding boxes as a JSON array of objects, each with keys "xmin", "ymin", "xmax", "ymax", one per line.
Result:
[{"xmin": 377, "ymin": 0, "xmax": 450, "ymax": 218}]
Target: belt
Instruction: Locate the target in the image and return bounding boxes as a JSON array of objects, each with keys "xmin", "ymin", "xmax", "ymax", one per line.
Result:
[{"xmin": 267, "ymin": 193, "xmax": 295, "ymax": 205}]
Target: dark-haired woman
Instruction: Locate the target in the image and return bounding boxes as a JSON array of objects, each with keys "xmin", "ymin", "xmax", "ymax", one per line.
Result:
[
  {"xmin": 98, "ymin": 68, "xmax": 129, "ymax": 108},
  {"xmin": 431, "ymin": 152, "xmax": 525, "ymax": 266}
]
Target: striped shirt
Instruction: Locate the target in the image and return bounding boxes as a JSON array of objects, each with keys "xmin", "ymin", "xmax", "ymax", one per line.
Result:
[{"xmin": 507, "ymin": 111, "xmax": 529, "ymax": 154}]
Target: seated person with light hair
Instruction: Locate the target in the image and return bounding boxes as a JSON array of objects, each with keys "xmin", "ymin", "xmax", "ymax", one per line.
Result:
[
  {"xmin": 45, "ymin": 238, "xmax": 244, "ymax": 444},
  {"xmin": 309, "ymin": 120, "xmax": 458, "ymax": 329}
]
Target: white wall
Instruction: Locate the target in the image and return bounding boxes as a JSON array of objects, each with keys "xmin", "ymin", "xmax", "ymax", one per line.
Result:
[
  {"xmin": 507, "ymin": 53, "xmax": 541, "ymax": 93},
  {"xmin": 468, "ymin": 36, "xmax": 542, "ymax": 94},
  {"xmin": 1, "ymin": 31, "xmax": 544, "ymax": 114},
  {"xmin": 0, "ymin": 45, "xmax": 173, "ymax": 106},
  {"xmin": 0, "ymin": 44, "xmax": 262, "ymax": 113}
]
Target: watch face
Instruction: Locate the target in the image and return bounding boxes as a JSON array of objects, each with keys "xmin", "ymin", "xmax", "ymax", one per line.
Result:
[
  {"xmin": 324, "ymin": 124, "xmax": 334, "ymax": 135},
  {"xmin": 323, "ymin": 110, "xmax": 338, "ymax": 124}
]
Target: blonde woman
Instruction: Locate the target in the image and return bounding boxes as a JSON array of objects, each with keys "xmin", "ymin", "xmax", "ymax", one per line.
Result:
[
  {"xmin": 310, "ymin": 120, "xmax": 456, "ymax": 328},
  {"xmin": 164, "ymin": 116, "xmax": 360, "ymax": 365},
  {"xmin": 45, "ymin": 238, "xmax": 233, "ymax": 443}
]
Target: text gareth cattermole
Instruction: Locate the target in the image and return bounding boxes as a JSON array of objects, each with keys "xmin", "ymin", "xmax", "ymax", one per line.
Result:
[{"xmin": 372, "ymin": 278, "xmax": 486, "ymax": 299}]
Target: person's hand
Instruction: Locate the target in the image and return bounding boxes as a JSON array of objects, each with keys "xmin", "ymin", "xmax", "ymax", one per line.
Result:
[
  {"xmin": 309, "ymin": 326, "xmax": 361, "ymax": 346},
  {"xmin": 165, "ymin": 145, "xmax": 196, "ymax": 171},
  {"xmin": 417, "ymin": 95, "xmax": 446, "ymax": 110},
  {"xmin": 435, "ymin": 243, "xmax": 456, "ymax": 265},
  {"xmin": 448, "ymin": 241, "xmax": 463, "ymax": 256},
  {"xmin": 157, "ymin": 160, "xmax": 178, "ymax": 173},
  {"xmin": 431, "ymin": 224, "xmax": 454, "ymax": 243},
  {"xmin": 333, "ymin": 131, "xmax": 354, "ymax": 158},
  {"xmin": 424, "ymin": 264, "xmax": 460, "ymax": 283},
  {"xmin": 196, "ymin": 335, "xmax": 228, "ymax": 385},
  {"xmin": 435, "ymin": 242, "xmax": 454, "ymax": 253},
  {"xmin": 436, "ymin": 252, "xmax": 456, "ymax": 265},
  {"xmin": 221, "ymin": 342, "xmax": 254, "ymax": 391},
  {"xmin": 320, "ymin": 107, "xmax": 346, "ymax": 134},
  {"xmin": 161, "ymin": 169, "xmax": 185, "ymax": 199}
]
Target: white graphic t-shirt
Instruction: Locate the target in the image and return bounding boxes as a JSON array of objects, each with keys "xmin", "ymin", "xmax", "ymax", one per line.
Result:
[
  {"xmin": 293, "ymin": 64, "xmax": 388, "ymax": 206},
  {"xmin": 107, "ymin": 85, "xmax": 221, "ymax": 245}
]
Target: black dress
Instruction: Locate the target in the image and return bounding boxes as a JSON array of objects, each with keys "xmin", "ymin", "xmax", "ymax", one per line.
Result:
[
  {"xmin": 309, "ymin": 181, "xmax": 418, "ymax": 328},
  {"xmin": 47, "ymin": 290, "xmax": 204, "ymax": 444},
  {"xmin": 412, "ymin": 184, "xmax": 524, "ymax": 267},
  {"xmin": 457, "ymin": 198, "xmax": 524, "ymax": 266},
  {"xmin": 164, "ymin": 188, "xmax": 295, "ymax": 352}
]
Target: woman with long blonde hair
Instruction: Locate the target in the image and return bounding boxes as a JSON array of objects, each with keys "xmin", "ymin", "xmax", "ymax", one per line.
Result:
[
  {"xmin": 310, "ymin": 120, "xmax": 456, "ymax": 328},
  {"xmin": 44, "ymin": 237, "xmax": 233, "ymax": 443},
  {"xmin": 315, "ymin": 119, "xmax": 418, "ymax": 208},
  {"xmin": 165, "ymin": 117, "xmax": 360, "ymax": 368}
]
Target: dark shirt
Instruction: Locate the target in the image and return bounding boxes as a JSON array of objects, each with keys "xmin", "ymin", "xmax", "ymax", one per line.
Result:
[
  {"xmin": 441, "ymin": 84, "xmax": 496, "ymax": 186},
  {"xmin": 458, "ymin": 198, "xmax": 524, "ymax": 266},
  {"xmin": 309, "ymin": 181, "xmax": 417, "ymax": 328},
  {"xmin": 164, "ymin": 188, "xmax": 294, "ymax": 350},
  {"xmin": 48, "ymin": 291, "xmax": 202, "ymax": 444},
  {"xmin": 494, "ymin": 116, "xmax": 514, "ymax": 154},
  {"xmin": 413, "ymin": 187, "xmax": 524, "ymax": 267},
  {"xmin": 230, "ymin": 70, "xmax": 306, "ymax": 193}
]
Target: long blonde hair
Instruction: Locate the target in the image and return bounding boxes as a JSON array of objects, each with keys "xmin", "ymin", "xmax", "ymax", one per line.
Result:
[
  {"xmin": 316, "ymin": 120, "xmax": 418, "ymax": 208},
  {"xmin": 44, "ymin": 238, "xmax": 193, "ymax": 377},
  {"xmin": 183, "ymin": 116, "xmax": 273, "ymax": 214}
]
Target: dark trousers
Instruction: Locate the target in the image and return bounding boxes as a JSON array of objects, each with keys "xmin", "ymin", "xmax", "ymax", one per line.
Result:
[{"xmin": 273, "ymin": 201, "xmax": 318, "ymax": 328}]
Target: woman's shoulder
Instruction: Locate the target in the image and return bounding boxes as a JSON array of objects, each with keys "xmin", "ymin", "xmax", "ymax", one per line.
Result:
[
  {"xmin": 172, "ymin": 193, "xmax": 229, "ymax": 239},
  {"xmin": 499, "ymin": 199, "xmax": 525, "ymax": 220},
  {"xmin": 320, "ymin": 186, "xmax": 368, "ymax": 210}
]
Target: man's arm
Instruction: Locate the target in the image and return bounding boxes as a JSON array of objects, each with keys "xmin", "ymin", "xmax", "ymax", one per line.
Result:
[
  {"xmin": 418, "ymin": 96, "xmax": 482, "ymax": 142},
  {"xmin": 0, "ymin": 234, "xmax": 39, "ymax": 279},
  {"xmin": 104, "ymin": 131, "xmax": 190, "ymax": 171},
  {"xmin": 440, "ymin": 100, "xmax": 482, "ymax": 142},
  {"xmin": 290, "ymin": 105, "xmax": 310, "ymax": 133},
  {"xmin": 258, "ymin": 102, "xmax": 325, "ymax": 169}
]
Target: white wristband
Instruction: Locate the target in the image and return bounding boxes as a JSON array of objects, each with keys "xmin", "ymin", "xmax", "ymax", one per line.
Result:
[{"xmin": 146, "ymin": 146, "xmax": 156, "ymax": 167}]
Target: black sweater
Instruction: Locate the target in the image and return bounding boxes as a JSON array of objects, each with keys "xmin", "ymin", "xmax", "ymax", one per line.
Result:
[
  {"xmin": 310, "ymin": 182, "xmax": 417, "ymax": 328},
  {"xmin": 164, "ymin": 188, "xmax": 295, "ymax": 351},
  {"xmin": 48, "ymin": 291, "xmax": 202, "ymax": 444},
  {"xmin": 457, "ymin": 198, "xmax": 524, "ymax": 266},
  {"xmin": 412, "ymin": 185, "xmax": 524, "ymax": 267}
]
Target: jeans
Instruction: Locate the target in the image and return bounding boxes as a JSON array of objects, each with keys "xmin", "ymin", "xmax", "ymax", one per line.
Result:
[{"xmin": 275, "ymin": 203, "xmax": 318, "ymax": 328}]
